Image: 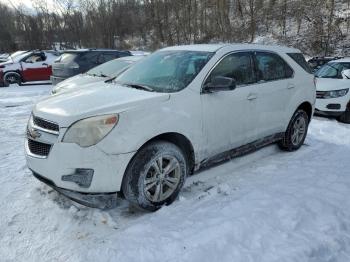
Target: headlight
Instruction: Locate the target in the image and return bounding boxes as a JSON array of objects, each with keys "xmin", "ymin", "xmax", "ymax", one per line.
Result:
[
  {"xmin": 323, "ymin": 88, "xmax": 349, "ymax": 99},
  {"xmin": 62, "ymin": 114, "xmax": 119, "ymax": 147}
]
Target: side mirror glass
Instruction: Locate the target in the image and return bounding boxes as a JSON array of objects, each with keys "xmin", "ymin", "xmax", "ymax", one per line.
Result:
[
  {"xmin": 342, "ymin": 69, "xmax": 350, "ymax": 79},
  {"xmin": 204, "ymin": 76, "xmax": 236, "ymax": 93}
]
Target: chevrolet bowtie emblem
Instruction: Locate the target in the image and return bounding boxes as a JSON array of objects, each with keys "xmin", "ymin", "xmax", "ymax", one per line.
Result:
[{"xmin": 28, "ymin": 127, "xmax": 41, "ymax": 140}]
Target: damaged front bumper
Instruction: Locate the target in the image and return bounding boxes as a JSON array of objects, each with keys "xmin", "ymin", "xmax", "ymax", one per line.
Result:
[{"xmin": 32, "ymin": 171, "xmax": 117, "ymax": 209}]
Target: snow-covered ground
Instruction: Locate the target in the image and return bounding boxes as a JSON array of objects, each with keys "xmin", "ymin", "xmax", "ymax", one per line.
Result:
[{"xmin": 1, "ymin": 84, "xmax": 350, "ymax": 262}]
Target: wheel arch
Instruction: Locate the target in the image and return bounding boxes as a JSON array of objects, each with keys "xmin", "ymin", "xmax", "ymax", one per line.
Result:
[
  {"xmin": 3, "ymin": 70, "xmax": 23, "ymax": 82},
  {"xmin": 120, "ymin": 132, "xmax": 196, "ymax": 195},
  {"xmin": 296, "ymin": 101, "xmax": 313, "ymax": 121},
  {"xmin": 140, "ymin": 132, "xmax": 195, "ymax": 174}
]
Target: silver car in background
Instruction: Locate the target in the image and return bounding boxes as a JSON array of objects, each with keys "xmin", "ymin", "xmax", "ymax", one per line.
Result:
[{"xmin": 51, "ymin": 56, "xmax": 145, "ymax": 94}]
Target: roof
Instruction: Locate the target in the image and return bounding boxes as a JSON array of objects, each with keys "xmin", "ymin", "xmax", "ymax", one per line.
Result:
[
  {"xmin": 61, "ymin": 49, "xmax": 128, "ymax": 53},
  {"xmin": 117, "ymin": 55, "xmax": 146, "ymax": 62},
  {"xmin": 161, "ymin": 43, "xmax": 300, "ymax": 53},
  {"xmin": 329, "ymin": 57, "xmax": 350, "ymax": 63}
]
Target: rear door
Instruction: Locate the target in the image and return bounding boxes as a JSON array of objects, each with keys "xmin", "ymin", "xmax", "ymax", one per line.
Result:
[{"xmin": 253, "ymin": 51, "xmax": 295, "ymax": 138}]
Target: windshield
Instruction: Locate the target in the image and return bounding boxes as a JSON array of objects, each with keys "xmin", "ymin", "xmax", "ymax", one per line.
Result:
[
  {"xmin": 87, "ymin": 59, "xmax": 133, "ymax": 78},
  {"xmin": 115, "ymin": 50, "xmax": 214, "ymax": 92},
  {"xmin": 315, "ymin": 62, "xmax": 350, "ymax": 79},
  {"xmin": 11, "ymin": 51, "xmax": 31, "ymax": 62}
]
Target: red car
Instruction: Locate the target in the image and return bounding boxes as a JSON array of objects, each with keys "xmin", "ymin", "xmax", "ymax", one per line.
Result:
[{"xmin": 0, "ymin": 50, "xmax": 60, "ymax": 87}]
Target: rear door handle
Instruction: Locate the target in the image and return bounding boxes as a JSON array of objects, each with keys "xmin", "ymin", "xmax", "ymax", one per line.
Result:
[
  {"xmin": 247, "ymin": 93, "xmax": 258, "ymax": 100},
  {"xmin": 287, "ymin": 83, "xmax": 295, "ymax": 89}
]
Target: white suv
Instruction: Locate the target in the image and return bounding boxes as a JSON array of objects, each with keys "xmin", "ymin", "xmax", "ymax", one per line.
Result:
[
  {"xmin": 314, "ymin": 58, "xmax": 350, "ymax": 123},
  {"xmin": 25, "ymin": 44, "xmax": 315, "ymax": 211}
]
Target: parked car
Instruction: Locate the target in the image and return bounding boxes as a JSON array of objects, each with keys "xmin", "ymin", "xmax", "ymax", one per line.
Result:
[
  {"xmin": 0, "ymin": 50, "xmax": 59, "ymax": 87},
  {"xmin": 0, "ymin": 53, "xmax": 10, "ymax": 63},
  {"xmin": 314, "ymin": 58, "xmax": 350, "ymax": 123},
  {"xmin": 50, "ymin": 49, "xmax": 132, "ymax": 85},
  {"xmin": 308, "ymin": 56, "xmax": 343, "ymax": 72},
  {"xmin": 51, "ymin": 55, "xmax": 145, "ymax": 94},
  {"xmin": 25, "ymin": 44, "xmax": 315, "ymax": 211}
]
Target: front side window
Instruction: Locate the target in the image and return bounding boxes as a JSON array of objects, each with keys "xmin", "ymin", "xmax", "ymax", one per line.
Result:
[
  {"xmin": 115, "ymin": 50, "xmax": 213, "ymax": 92},
  {"xmin": 255, "ymin": 52, "xmax": 293, "ymax": 81},
  {"xmin": 315, "ymin": 62, "xmax": 350, "ymax": 79},
  {"xmin": 204, "ymin": 52, "xmax": 256, "ymax": 86}
]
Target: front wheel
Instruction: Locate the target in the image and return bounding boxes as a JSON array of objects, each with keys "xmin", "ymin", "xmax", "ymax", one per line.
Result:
[
  {"xmin": 4, "ymin": 72, "xmax": 22, "ymax": 86},
  {"xmin": 122, "ymin": 141, "xmax": 187, "ymax": 211},
  {"xmin": 279, "ymin": 109, "xmax": 309, "ymax": 151}
]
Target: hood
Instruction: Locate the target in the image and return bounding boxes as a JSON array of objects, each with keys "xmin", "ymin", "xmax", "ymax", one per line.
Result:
[
  {"xmin": 52, "ymin": 74, "xmax": 104, "ymax": 94},
  {"xmin": 33, "ymin": 82, "xmax": 170, "ymax": 127},
  {"xmin": 0, "ymin": 61, "xmax": 13, "ymax": 67},
  {"xmin": 316, "ymin": 78, "xmax": 350, "ymax": 91}
]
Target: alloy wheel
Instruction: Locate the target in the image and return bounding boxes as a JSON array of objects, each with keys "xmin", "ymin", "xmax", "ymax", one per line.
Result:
[
  {"xmin": 143, "ymin": 155, "xmax": 181, "ymax": 203},
  {"xmin": 291, "ymin": 116, "xmax": 306, "ymax": 146}
]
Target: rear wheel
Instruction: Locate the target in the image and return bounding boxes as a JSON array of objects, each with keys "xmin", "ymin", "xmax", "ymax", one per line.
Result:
[
  {"xmin": 4, "ymin": 72, "xmax": 21, "ymax": 86},
  {"xmin": 338, "ymin": 102, "xmax": 350, "ymax": 124},
  {"xmin": 279, "ymin": 109, "xmax": 309, "ymax": 151},
  {"xmin": 122, "ymin": 141, "xmax": 187, "ymax": 211}
]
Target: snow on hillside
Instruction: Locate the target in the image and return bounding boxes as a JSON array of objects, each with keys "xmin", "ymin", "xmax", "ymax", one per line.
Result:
[{"xmin": 1, "ymin": 85, "xmax": 350, "ymax": 262}]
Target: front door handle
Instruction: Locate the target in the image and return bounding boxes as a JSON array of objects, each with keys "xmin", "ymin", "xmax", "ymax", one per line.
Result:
[
  {"xmin": 287, "ymin": 83, "xmax": 295, "ymax": 89},
  {"xmin": 247, "ymin": 93, "xmax": 258, "ymax": 100}
]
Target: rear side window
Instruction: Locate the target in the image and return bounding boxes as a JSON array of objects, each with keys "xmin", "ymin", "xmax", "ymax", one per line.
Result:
[
  {"xmin": 98, "ymin": 53, "xmax": 119, "ymax": 64},
  {"xmin": 58, "ymin": 53, "xmax": 78, "ymax": 63},
  {"xmin": 255, "ymin": 52, "xmax": 293, "ymax": 81},
  {"xmin": 287, "ymin": 53, "xmax": 312, "ymax": 73},
  {"xmin": 206, "ymin": 52, "xmax": 256, "ymax": 86}
]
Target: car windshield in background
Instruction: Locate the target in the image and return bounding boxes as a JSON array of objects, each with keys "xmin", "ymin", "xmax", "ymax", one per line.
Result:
[
  {"xmin": 115, "ymin": 50, "xmax": 214, "ymax": 92},
  {"xmin": 11, "ymin": 52, "xmax": 30, "ymax": 62},
  {"xmin": 315, "ymin": 62, "xmax": 350, "ymax": 79},
  {"xmin": 86, "ymin": 59, "xmax": 132, "ymax": 78},
  {"xmin": 57, "ymin": 53, "xmax": 78, "ymax": 63}
]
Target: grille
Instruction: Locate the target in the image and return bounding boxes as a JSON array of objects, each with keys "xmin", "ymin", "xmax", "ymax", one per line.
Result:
[
  {"xmin": 27, "ymin": 139, "xmax": 52, "ymax": 157},
  {"xmin": 33, "ymin": 116, "xmax": 59, "ymax": 132},
  {"xmin": 316, "ymin": 91, "xmax": 326, "ymax": 99}
]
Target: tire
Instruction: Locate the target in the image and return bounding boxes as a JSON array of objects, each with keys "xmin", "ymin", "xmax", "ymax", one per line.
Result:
[
  {"xmin": 338, "ymin": 103, "xmax": 350, "ymax": 124},
  {"xmin": 122, "ymin": 141, "xmax": 187, "ymax": 211},
  {"xmin": 279, "ymin": 109, "xmax": 309, "ymax": 151},
  {"xmin": 3, "ymin": 72, "xmax": 21, "ymax": 86}
]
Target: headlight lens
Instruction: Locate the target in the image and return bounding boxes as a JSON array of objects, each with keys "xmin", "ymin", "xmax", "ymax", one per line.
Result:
[
  {"xmin": 63, "ymin": 114, "xmax": 119, "ymax": 147},
  {"xmin": 323, "ymin": 88, "xmax": 349, "ymax": 99}
]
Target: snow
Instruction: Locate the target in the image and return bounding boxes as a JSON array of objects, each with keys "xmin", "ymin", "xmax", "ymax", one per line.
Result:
[{"xmin": 1, "ymin": 84, "xmax": 350, "ymax": 261}]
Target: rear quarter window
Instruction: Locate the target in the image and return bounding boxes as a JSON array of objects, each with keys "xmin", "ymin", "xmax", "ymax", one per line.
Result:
[{"xmin": 287, "ymin": 53, "xmax": 312, "ymax": 74}]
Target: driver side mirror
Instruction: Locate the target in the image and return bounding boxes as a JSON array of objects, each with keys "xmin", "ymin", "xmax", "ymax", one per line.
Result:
[
  {"xmin": 342, "ymin": 69, "xmax": 350, "ymax": 79},
  {"xmin": 203, "ymin": 76, "xmax": 236, "ymax": 93}
]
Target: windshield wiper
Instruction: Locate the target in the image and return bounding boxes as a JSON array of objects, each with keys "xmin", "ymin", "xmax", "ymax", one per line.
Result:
[
  {"xmin": 105, "ymin": 75, "xmax": 117, "ymax": 83},
  {"xmin": 122, "ymin": 83, "xmax": 154, "ymax": 92}
]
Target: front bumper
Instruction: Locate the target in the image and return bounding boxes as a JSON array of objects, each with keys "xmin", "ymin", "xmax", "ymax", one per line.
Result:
[
  {"xmin": 32, "ymin": 171, "xmax": 117, "ymax": 208},
  {"xmin": 25, "ymin": 138, "xmax": 135, "ymax": 193},
  {"xmin": 314, "ymin": 109, "xmax": 343, "ymax": 117},
  {"xmin": 315, "ymin": 95, "xmax": 349, "ymax": 116}
]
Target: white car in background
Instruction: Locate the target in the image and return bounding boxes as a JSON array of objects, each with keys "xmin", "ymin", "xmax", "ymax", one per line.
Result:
[
  {"xmin": 25, "ymin": 44, "xmax": 315, "ymax": 211},
  {"xmin": 51, "ymin": 56, "xmax": 145, "ymax": 94},
  {"xmin": 315, "ymin": 58, "xmax": 350, "ymax": 123}
]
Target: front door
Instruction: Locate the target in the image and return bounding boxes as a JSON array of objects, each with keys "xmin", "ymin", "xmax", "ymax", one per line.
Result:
[
  {"xmin": 21, "ymin": 53, "xmax": 51, "ymax": 81},
  {"xmin": 201, "ymin": 52, "xmax": 259, "ymax": 159}
]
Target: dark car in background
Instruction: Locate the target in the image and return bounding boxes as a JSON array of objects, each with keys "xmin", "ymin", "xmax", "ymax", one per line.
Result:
[
  {"xmin": 51, "ymin": 49, "xmax": 131, "ymax": 85},
  {"xmin": 308, "ymin": 56, "xmax": 343, "ymax": 72}
]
